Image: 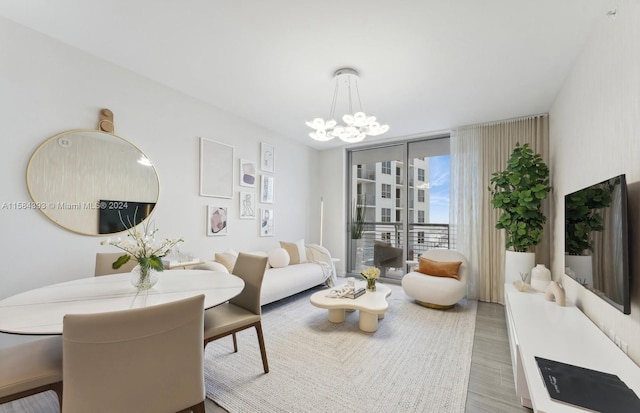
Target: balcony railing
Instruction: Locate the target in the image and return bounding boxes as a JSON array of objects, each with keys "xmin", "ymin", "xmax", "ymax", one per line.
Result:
[{"xmin": 350, "ymin": 222, "xmax": 450, "ymax": 280}]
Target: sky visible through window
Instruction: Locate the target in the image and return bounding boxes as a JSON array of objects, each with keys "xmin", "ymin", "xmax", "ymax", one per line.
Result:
[{"xmin": 428, "ymin": 155, "xmax": 450, "ymax": 223}]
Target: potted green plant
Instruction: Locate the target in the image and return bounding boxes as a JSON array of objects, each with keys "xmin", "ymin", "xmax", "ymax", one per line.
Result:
[{"xmin": 488, "ymin": 143, "xmax": 551, "ymax": 284}]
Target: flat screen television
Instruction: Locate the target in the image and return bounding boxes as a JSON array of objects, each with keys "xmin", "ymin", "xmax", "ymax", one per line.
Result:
[
  {"xmin": 98, "ymin": 200, "xmax": 156, "ymax": 234},
  {"xmin": 564, "ymin": 174, "xmax": 630, "ymax": 314}
]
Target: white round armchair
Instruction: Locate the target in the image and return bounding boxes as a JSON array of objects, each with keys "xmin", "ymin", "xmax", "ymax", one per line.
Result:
[{"xmin": 401, "ymin": 249, "xmax": 468, "ymax": 309}]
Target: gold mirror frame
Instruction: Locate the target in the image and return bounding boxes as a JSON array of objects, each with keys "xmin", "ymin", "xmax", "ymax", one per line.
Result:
[{"xmin": 26, "ymin": 129, "xmax": 160, "ymax": 236}]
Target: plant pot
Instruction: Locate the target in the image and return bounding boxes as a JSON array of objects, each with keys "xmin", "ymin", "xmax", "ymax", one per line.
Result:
[{"xmin": 504, "ymin": 250, "xmax": 535, "ymax": 285}]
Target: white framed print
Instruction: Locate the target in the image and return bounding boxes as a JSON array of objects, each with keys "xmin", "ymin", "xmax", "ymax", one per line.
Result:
[
  {"xmin": 200, "ymin": 138, "xmax": 234, "ymax": 198},
  {"xmin": 239, "ymin": 159, "xmax": 257, "ymax": 187},
  {"xmin": 207, "ymin": 206, "xmax": 228, "ymax": 236},
  {"xmin": 239, "ymin": 192, "xmax": 256, "ymax": 219},
  {"xmin": 261, "ymin": 142, "xmax": 274, "ymax": 173},
  {"xmin": 260, "ymin": 175, "xmax": 274, "ymax": 203},
  {"xmin": 260, "ymin": 208, "xmax": 274, "ymax": 236}
]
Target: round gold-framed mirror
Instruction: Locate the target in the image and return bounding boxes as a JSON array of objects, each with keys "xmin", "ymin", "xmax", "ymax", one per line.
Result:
[{"xmin": 26, "ymin": 129, "xmax": 159, "ymax": 236}]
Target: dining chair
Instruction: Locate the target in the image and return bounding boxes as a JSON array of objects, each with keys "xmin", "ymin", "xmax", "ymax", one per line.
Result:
[
  {"xmin": 0, "ymin": 334, "xmax": 62, "ymax": 408},
  {"xmin": 94, "ymin": 252, "xmax": 137, "ymax": 276},
  {"xmin": 203, "ymin": 252, "xmax": 269, "ymax": 374},
  {"xmin": 62, "ymin": 294, "xmax": 206, "ymax": 413}
]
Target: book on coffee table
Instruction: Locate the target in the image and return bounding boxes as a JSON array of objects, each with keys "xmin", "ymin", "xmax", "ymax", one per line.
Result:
[
  {"xmin": 535, "ymin": 356, "xmax": 640, "ymax": 413},
  {"xmin": 345, "ymin": 287, "xmax": 365, "ymax": 299}
]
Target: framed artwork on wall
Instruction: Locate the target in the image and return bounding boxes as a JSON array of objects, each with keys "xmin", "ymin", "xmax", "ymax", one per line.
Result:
[
  {"xmin": 200, "ymin": 138, "xmax": 234, "ymax": 198},
  {"xmin": 261, "ymin": 142, "xmax": 274, "ymax": 173},
  {"xmin": 239, "ymin": 191, "xmax": 256, "ymax": 219},
  {"xmin": 207, "ymin": 205, "xmax": 228, "ymax": 236},
  {"xmin": 260, "ymin": 208, "xmax": 274, "ymax": 237},
  {"xmin": 260, "ymin": 175, "xmax": 274, "ymax": 203},
  {"xmin": 239, "ymin": 159, "xmax": 257, "ymax": 187}
]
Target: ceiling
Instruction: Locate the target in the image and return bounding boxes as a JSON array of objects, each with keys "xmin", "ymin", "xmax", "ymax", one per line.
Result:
[{"xmin": 0, "ymin": 0, "xmax": 612, "ymax": 149}]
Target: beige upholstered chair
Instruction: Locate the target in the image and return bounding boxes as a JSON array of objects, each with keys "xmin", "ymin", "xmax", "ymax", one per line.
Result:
[
  {"xmin": 401, "ymin": 249, "xmax": 469, "ymax": 309},
  {"xmin": 203, "ymin": 252, "xmax": 269, "ymax": 374},
  {"xmin": 62, "ymin": 295, "xmax": 206, "ymax": 413},
  {"xmin": 0, "ymin": 335, "xmax": 62, "ymax": 408},
  {"xmin": 95, "ymin": 252, "xmax": 137, "ymax": 276}
]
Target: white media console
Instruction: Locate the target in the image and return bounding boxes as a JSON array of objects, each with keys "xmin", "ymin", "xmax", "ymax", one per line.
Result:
[{"xmin": 504, "ymin": 284, "xmax": 640, "ymax": 412}]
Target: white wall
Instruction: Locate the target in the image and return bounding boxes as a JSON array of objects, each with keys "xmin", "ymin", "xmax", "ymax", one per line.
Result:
[
  {"xmin": 0, "ymin": 17, "xmax": 322, "ymax": 298},
  {"xmin": 549, "ymin": 0, "xmax": 640, "ymax": 365}
]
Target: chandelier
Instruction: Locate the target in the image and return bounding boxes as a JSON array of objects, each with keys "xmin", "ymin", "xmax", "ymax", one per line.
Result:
[{"xmin": 306, "ymin": 68, "xmax": 389, "ymax": 143}]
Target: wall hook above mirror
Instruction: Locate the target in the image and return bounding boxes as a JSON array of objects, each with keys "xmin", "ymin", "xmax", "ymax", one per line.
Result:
[{"xmin": 98, "ymin": 108, "xmax": 115, "ymax": 133}]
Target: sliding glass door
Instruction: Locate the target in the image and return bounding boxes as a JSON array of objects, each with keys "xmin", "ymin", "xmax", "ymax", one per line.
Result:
[{"xmin": 347, "ymin": 137, "xmax": 450, "ymax": 280}]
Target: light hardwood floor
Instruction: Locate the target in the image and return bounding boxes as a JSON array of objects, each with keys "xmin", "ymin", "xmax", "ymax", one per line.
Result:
[{"xmin": 206, "ymin": 301, "xmax": 531, "ymax": 413}]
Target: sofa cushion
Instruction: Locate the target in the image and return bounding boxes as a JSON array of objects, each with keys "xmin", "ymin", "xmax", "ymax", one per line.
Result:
[
  {"xmin": 268, "ymin": 248, "xmax": 290, "ymax": 268},
  {"xmin": 215, "ymin": 250, "xmax": 238, "ymax": 273},
  {"xmin": 417, "ymin": 258, "xmax": 462, "ymax": 280},
  {"xmin": 279, "ymin": 239, "xmax": 307, "ymax": 264}
]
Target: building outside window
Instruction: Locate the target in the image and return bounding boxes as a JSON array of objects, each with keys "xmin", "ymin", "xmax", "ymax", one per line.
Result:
[
  {"xmin": 382, "ymin": 232, "xmax": 391, "ymax": 241},
  {"xmin": 417, "ymin": 168, "xmax": 425, "ymax": 182},
  {"xmin": 381, "ymin": 183, "xmax": 391, "ymax": 199},
  {"xmin": 418, "ymin": 189, "xmax": 425, "ymax": 202},
  {"xmin": 381, "ymin": 161, "xmax": 391, "ymax": 174},
  {"xmin": 417, "ymin": 231, "xmax": 425, "ymax": 244},
  {"xmin": 381, "ymin": 208, "xmax": 391, "ymax": 222},
  {"xmin": 418, "ymin": 210, "xmax": 425, "ymax": 223}
]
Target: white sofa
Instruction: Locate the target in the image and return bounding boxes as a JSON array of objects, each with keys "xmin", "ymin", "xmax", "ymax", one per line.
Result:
[{"xmin": 197, "ymin": 243, "xmax": 337, "ymax": 306}]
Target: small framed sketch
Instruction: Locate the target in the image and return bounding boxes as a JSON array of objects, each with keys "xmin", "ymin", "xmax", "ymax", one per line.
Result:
[
  {"xmin": 261, "ymin": 142, "xmax": 274, "ymax": 173},
  {"xmin": 260, "ymin": 208, "xmax": 274, "ymax": 237},
  {"xmin": 239, "ymin": 159, "xmax": 257, "ymax": 187},
  {"xmin": 239, "ymin": 192, "xmax": 256, "ymax": 219},
  {"xmin": 200, "ymin": 138, "xmax": 234, "ymax": 198},
  {"xmin": 261, "ymin": 175, "xmax": 274, "ymax": 203},
  {"xmin": 207, "ymin": 206, "xmax": 228, "ymax": 236}
]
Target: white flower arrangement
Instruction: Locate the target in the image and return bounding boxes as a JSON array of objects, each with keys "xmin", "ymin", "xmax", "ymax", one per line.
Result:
[
  {"xmin": 101, "ymin": 218, "xmax": 183, "ymax": 272},
  {"xmin": 360, "ymin": 266, "xmax": 381, "ymax": 281}
]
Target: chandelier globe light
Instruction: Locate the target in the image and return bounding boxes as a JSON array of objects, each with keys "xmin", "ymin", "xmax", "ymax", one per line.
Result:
[{"xmin": 306, "ymin": 67, "xmax": 389, "ymax": 143}]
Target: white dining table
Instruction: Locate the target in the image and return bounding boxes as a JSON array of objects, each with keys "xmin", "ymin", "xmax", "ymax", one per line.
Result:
[{"xmin": 0, "ymin": 270, "xmax": 244, "ymax": 335}]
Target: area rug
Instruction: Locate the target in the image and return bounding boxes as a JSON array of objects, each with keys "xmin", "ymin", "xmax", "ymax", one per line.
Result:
[{"xmin": 205, "ymin": 283, "xmax": 477, "ymax": 413}]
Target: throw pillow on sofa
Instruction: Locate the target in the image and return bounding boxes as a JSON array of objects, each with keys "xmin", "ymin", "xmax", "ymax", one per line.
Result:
[
  {"xmin": 215, "ymin": 249, "xmax": 238, "ymax": 272},
  {"xmin": 268, "ymin": 248, "xmax": 290, "ymax": 268},
  {"xmin": 279, "ymin": 239, "xmax": 307, "ymax": 264}
]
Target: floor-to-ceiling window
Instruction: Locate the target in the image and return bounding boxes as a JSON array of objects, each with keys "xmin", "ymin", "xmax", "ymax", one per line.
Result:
[{"xmin": 347, "ymin": 136, "xmax": 450, "ymax": 280}]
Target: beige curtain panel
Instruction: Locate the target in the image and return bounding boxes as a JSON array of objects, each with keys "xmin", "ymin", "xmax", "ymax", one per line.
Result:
[{"xmin": 451, "ymin": 115, "xmax": 550, "ymax": 303}]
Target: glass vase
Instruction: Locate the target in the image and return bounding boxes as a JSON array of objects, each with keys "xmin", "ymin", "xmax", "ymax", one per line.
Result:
[
  {"xmin": 366, "ymin": 278, "xmax": 377, "ymax": 292},
  {"xmin": 131, "ymin": 264, "xmax": 159, "ymax": 290}
]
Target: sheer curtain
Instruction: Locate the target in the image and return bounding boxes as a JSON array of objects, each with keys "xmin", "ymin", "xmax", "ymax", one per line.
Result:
[{"xmin": 450, "ymin": 115, "xmax": 549, "ymax": 303}]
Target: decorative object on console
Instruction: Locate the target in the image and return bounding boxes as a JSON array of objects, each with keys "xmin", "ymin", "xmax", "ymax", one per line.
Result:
[
  {"xmin": 207, "ymin": 206, "xmax": 228, "ymax": 236},
  {"xmin": 488, "ymin": 143, "xmax": 551, "ymax": 284},
  {"xmin": 530, "ymin": 264, "xmax": 551, "ymax": 292},
  {"xmin": 306, "ymin": 67, "xmax": 389, "ymax": 143},
  {"xmin": 360, "ymin": 266, "xmax": 380, "ymax": 291},
  {"xmin": 260, "ymin": 142, "xmax": 274, "ymax": 173},
  {"xmin": 544, "ymin": 281, "xmax": 566, "ymax": 306},
  {"xmin": 513, "ymin": 271, "xmax": 530, "ymax": 292},
  {"xmin": 239, "ymin": 159, "xmax": 257, "ymax": 187},
  {"xmin": 200, "ymin": 137, "xmax": 234, "ymax": 198},
  {"xmin": 101, "ymin": 216, "xmax": 183, "ymax": 290}
]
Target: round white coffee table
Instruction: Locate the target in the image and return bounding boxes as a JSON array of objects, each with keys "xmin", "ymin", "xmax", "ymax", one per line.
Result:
[{"xmin": 310, "ymin": 283, "xmax": 391, "ymax": 332}]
